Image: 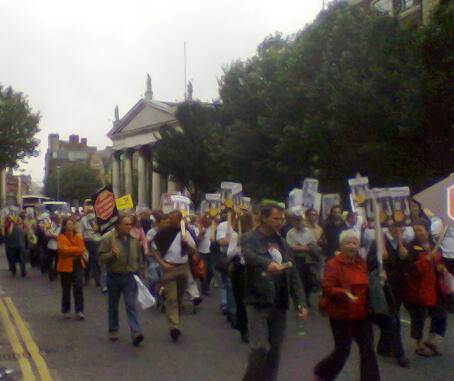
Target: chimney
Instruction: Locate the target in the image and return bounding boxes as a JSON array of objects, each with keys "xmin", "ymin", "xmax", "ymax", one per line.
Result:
[{"xmin": 81, "ymin": 138, "xmax": 87, "ymax": 147}]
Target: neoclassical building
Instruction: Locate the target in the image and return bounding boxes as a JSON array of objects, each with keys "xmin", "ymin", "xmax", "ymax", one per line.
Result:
[{"xmin": 107, "ymin": 75, "xmax": 180, "ymax": 210}]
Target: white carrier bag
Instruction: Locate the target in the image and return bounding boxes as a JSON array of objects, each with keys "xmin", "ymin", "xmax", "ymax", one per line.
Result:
[{"xmin": 133, "ymin": 275, "xmax": 156, "ymax": 310}]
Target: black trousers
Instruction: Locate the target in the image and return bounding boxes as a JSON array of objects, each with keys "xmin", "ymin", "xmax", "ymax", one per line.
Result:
[
  {"xmin": 294, "ymin": 256, "xmax": 319, "ymax": 306},
  {"xmin": 314, "ymin": 318, "xmax": 380, "ymax": 381},
  {"xmin": 408, "ymin": 305, "xmax": 447, "ymax": 340},
  {"xmin": 46, "ymin": 248, "xmax": 58, "ymax": 280},
  {"xmin": 230, "ymin": 261, "xmax": 248, "ymax": 334},
  {"xmin": 5, "ymin": 247, "xmax": 26, "ymax": 276},
  {"xmin": 84, "ymin": 240, "xmax": 100, "ymax": 285},
  {"xmin": 375, "ymin": 311, "xmax": 405, "ymax": 358},
  {"xmin": 60, "ymin": 262, "xmax": 84, "ymax": 314}
]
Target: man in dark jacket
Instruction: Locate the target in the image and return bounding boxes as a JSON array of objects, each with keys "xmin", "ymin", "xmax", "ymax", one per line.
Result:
[{"xmin": 241, "ymin": 204, "xmax": 308, "ymax": 381}]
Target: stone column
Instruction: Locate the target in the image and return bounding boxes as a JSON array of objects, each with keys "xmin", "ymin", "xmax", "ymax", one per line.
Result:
[
  {"xmin": 167, "ymin": 175, "xmax": 177, "ymax": 193},
  {"xmin": 137, "ymin": 149, "xmax": 147, "ymax": 208},
  {"xmin": 112, "ymin": 151, "xmax": 121, "ymax": 198},
  {"xmin": 0, "ymin": 168, "xmax": 6, "ymax": 208},
  {"xmin": 151, "ymin": 158, "xmax": 161, "ymax": 210},
  {"xmin": 124, "ymin": 149, "xmax": 133, "ymax": 197}
]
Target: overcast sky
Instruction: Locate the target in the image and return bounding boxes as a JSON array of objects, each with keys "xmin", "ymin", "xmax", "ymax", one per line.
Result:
[{"xmin": 1, "ymin": 0, "xmax": 324, "ymax": 185}]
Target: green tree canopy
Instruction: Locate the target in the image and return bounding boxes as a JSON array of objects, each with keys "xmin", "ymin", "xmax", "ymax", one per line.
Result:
[
  {"xmin": 44, "ymin": 164, "xmax": 103, "ymax": 204},
  {"xmin": 0, "ymin": 86, "xmax": 40, "ymax": 169},
  {"xmin": 153, "ymin": 101, "xmax": 226, "ymax": 203}
]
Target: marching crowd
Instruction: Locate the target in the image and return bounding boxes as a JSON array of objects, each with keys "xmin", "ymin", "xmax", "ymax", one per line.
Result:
[{"xmin": 0, "ymin": 196, "xmax": 453, "ymax": 381}]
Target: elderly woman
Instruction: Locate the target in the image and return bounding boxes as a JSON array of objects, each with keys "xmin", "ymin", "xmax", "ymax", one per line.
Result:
[
  {"xmin": 402, "ymin": 219, "xmax": 448, "ymax": 357},
  {"xmin": 57, "ymin": 218, "xmax": 86, "ymax": 320},
  {"xmin": 313, "ymin": 230, "xmax": 380, "ymax": 381}
]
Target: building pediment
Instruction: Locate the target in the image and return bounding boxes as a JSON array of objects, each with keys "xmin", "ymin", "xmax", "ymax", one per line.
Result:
[{"xmin": 108, "ymin": 99, "xmax": 177, "ymax": 140}]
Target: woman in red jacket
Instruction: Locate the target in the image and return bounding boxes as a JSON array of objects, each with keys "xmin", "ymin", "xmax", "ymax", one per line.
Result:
[
  {"xmin": 313, "ymin": 230, "xmax": 380, "ymax": 381},
  {"xmin": 57, "ymin": 218, "xmax": 86, "ymax": 320},
  {"xmin": 403, "ymin": 220, "xmax": 447, "ymax": 356}
]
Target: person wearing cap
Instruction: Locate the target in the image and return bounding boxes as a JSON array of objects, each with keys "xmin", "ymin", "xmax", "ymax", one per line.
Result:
[{"xmin": 241, "ymin": 203, "xmax": 307, "ymax": 381}]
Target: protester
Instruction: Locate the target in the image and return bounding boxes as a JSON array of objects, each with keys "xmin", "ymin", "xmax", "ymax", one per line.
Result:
[
  {"xmin": 313, "ymin": 229, "xmax": 380, "ymax": 381},
  {"xmin": 322, "ymin": 205, "xmax": 347, "ymax": 260},
  {"xmin": 3, "ymin": 216, "xmax": 27, "ymax": 277},
  {"xmin": 440, "ymin": 224, "xmax": 454, "ymax": 275},
  {"xmin": 215, "ymin": 212, "xmax": 239, "ymax": 328},
  {"xmin": 57, "ymin": 218, "xmax": 86, "ymax": 320},
  {"xmin": 152, "ymin": 210, "xmax": 197, "ymax": 342},
  {"xmin": 45, "ymin": 213, "xmax": 62, "ymax": 281},
  {"xmin": 402, "ymin": 220, "xmax": 448, "ymax": 357},
  {"xmin": 305, "ymin": 208, "xmax": 323, "ymax": 243},
  {"xmin": 241, "ymin": 203, "xmax": 307, "ymax": 381},
  {"xmin": 367, "ymin": 225, "xmax": 410, "ymax": 367},
  {"xmin": 99, "ymin": 214, "xmax": 145, "ymax": 346},
  {"xmin": 79, "ymin": 200, "xmax": 103, "ymax": 289},
  {"xmin": 230, "ymin": 211, "xmax": 254, "ymax": 343},
  {"xmin": 286, "ymin": 209, "xmax": 322, "ymax": 307},
  {"xmin": 197, "ymin": 214, "xmax": 214, "ymax": 297}
]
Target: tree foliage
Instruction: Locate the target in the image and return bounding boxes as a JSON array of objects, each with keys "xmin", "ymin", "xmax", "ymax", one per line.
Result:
[
  {"xmin": 44, "ymin": 164, "xmax": 103, "ymax": 204},
  {"xmin": 153, "ymin": 101, "xmax": 226, "ymax": 203},
  {"xmin": 154, "ymin": 1, "xmax": 453, "ymax": 201},
  {"xmin": 0, "ymin": 86, "xmax": 40, "ymax": 169}
]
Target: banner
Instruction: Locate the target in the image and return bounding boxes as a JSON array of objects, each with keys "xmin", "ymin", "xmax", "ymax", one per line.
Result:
[
  {"xmin": 92, "ymin": 184, "xmax": 118, "ymax": 235},
  {"xmin": 220, "ymin": 182, "xmax": 242, "ymax": 210},
  {"xmin": 321, "ymin": 194, "xmax": 341, "ymax": 221},
  {"xmin": 365, "ymin": 188, "xmax": 393, "ymax": 228},
  {"xmin": 204, "ymin": 193, "xmax": 221, "ymax": 217},
  {"xmin": 115, "ymin": 194, "xmax": 134, "ymax": 211},
  {"xmin": 389, "ymin": 187, "xmax": 412, "ymax": 227},
  {"xmin": 170, "ymin": 195, "xmax": 192, "ymax": 217},
  {"xmin": 288, "ymin": 188, "xmax": 303, "ymax": 209}
]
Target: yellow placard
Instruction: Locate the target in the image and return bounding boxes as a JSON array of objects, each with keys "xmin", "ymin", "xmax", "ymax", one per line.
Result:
[{"xmin": 115, "ymin": 194, "xmax": 134, "ymax": 210}]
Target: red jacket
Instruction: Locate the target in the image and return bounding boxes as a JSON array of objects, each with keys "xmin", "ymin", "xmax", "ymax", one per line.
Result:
[
  {"xmin": 403, "ymin": 244, "xmax": 442, "ymax": 307},
  {"xmin": 320, "ymin": 252, "xmax": 369, "ymax": 320}
]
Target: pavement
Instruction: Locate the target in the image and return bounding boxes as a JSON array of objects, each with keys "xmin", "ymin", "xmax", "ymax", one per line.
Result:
[{"xmin": 0, "ymin": 244, "xmax": 453, "ymax": 381}]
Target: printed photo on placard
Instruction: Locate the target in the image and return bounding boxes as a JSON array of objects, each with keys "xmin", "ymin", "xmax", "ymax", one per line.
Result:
[
  {"xmin": 389, "ymin": 187, "xmax": 412, "ymax": 227},
  {"xmin": 302, "ymin": 178, "xmax": 319, "ymax": 211},
  {"xmin": 321, "ymin": 194, "xmax": 341, "ymax": 221},
  {"xmin": 348, "ymin": 177, "xmax": 369, "ymax": 208}
]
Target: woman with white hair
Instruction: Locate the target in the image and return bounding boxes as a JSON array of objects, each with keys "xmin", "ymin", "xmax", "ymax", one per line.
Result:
[{"xmin": 312, "ymin": 229, "xmax": 380, "ymax": 381}]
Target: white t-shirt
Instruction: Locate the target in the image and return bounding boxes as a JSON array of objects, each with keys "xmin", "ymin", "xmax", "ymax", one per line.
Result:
[
  {"xmin": 163, "ymin": 232, "xmax": 196, "ymax": 264},
  {"xmin": 197, "ymin": 227, "xmax": 211, "ymax": 254},
  {"xmin": 216, "ymin": 221, "xmax": 240, "ymax": 257},
  {"xmin": 441, "ymin": 225, "xmax": 454, "ymax": 259},
  {"xmin": 286, "ymin": 227, "xmax": 316, "ymax": 248}
]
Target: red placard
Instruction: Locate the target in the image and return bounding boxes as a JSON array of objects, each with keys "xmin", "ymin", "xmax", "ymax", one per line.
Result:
[{"xmin": 92, "ymin": 185, "xmax": 118, "ymax": 234}]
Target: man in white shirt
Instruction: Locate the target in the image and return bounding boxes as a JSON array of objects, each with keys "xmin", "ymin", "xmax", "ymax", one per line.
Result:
[
  {"xmin": 286, "ymin": 212, "xmax": 321, "ymax": 307},
  {"xmin": 151, "ymin": 210, "xmax": 197, "ymax": 342},
  {"xmin": 45, "ymin": 214, "xmax": 61, "ymax": 281}
]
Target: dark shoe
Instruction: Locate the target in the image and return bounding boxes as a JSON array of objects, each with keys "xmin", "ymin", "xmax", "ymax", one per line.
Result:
[
  {"xmin": 240, "ymin": 330, "xmax": 249, "ymax": 344},
  {"xmin": 377, "ymin": 349, "xmax": 393, "ymax": 357},
  {"xmin": 109, "ymin": 331, "xmax": 119, "ymax": 341},
  {"xmin": 132, "ymin": 332, "xmax": 144, "ymax": 347},
  {"xmin": 397, "ymin": 356, "xmax": 410, "ymax": 368},
  {"xmin": 193, "ymin": 297, "xmax": 203, "ymax": 306},
  {"xmin": 62, "ymin": 312, "xmax": 71, "ymax": 320},
  {"xmin": 170, "ymin": 328, "xmax": 181, "ymax": 343},
  {"xmin": 424, "ymin": 341, "xmax": 442, "ymax": 356},
  {"xmin": 415, "ymin": 346, "xmax": 433, "ymax": 357}
]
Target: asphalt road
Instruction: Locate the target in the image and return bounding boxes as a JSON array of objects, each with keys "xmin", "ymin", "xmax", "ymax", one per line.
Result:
[{"xmin": 0, "ymin": 245, "xmax": 453, "ymax": 381}]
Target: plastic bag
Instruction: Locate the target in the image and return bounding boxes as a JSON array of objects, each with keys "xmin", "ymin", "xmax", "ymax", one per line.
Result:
[{"xmin": 134, "ymin": 274, "xmax": 156, "ymax": 310}]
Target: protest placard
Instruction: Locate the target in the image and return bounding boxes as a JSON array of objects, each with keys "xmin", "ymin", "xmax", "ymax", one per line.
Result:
[
  {"xmin": 92, "ymin": 185, "xmax": 118, "ymax": 234},
  {"xmin": 301, "ymin": 178, "xmax": 319, "ymax": 211},
  {"xmin": 322, "ymin": 194, "xmax": 341, "ymax": 221}
]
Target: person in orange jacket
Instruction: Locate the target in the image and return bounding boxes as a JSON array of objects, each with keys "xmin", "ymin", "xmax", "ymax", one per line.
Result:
[{"xmin": 57, "ymin": 218, "xmax": 86, "ymax": 320}]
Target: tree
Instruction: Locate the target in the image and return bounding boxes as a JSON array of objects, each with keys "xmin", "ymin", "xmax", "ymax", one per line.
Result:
[
  {"xmin": 44, "ymin": 164, "xmax": 103, "ymax": 204},
  {"xmin": 219, "ymin": 2, "xmax": 427, "ymax": 199},
  {"xmin": 0, "ymin": 86, "xmax": 40, "ymax": 169},
  {"xmin": 152, "ymin": 101, "xmax": 226, "ymax": 203}
]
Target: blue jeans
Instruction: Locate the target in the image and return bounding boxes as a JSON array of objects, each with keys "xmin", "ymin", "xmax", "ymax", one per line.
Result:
[
  {"xmin": 220, "ymin": 272, "xmax": 236, "ymax": 315},
  {"xmin": 107, "ymin": 272, "xmax": 140, "ymax": 334}
]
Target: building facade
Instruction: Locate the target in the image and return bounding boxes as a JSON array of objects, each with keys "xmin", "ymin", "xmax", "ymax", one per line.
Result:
[
  {"xmin": 347, "ymin": 0, "xmax": 441, "ymax": 24},
  {"xmin": 44, "ymin": 134, "xmax": 111, "ymax": 186},
  {"xmin": 107, "ymin": 75, "xmax": 179, "ymax": 210}
]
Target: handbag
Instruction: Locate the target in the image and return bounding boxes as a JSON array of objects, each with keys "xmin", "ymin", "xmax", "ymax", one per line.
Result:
[
  {"xmin": 368, "ymin": 268, "xmax": 390, "ymax": 318},
  {"xmin": 189, "ymin": 252, "xmax": 206, "ymax": 281},
  {"xmin": 82, "ymin": 249, "xmax": 89, "ymax": 263}
]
